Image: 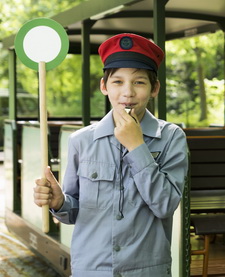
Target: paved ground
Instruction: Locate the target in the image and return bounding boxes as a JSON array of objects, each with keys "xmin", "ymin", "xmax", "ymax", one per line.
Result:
[{"xmin": 0, "ymin": 155, "xmax": 61, "ymax": 277}]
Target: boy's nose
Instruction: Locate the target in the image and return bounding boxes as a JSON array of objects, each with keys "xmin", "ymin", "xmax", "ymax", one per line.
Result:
[{"xmin": 122, "ymin": 84, "xmax": 135, "ymax": 97}]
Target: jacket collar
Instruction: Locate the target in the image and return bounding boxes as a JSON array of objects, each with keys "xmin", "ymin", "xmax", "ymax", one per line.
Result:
[{"xmin": 141, "ymin": 109, "xmax": 162, "ymax": 138}]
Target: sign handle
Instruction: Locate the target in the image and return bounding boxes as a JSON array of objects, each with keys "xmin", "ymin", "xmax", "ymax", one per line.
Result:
[{"xmin": 39, "ymin": 61, "xmax": 49, "ymax": 233}]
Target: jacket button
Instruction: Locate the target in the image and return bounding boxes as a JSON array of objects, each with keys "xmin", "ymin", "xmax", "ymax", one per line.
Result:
[
  {"xmin": 116, "ymin": 214, "xmax": 123, "ymax": 220},
  {"xmin": 114, "ymin": 245, "xmax": 121, "ymax": 252},
  {"xmin": 91, "ymin": 172, "xmax": 98, "ymax": 179}
]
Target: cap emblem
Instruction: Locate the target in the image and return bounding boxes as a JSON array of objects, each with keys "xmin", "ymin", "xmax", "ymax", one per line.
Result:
[{"xmin": 120, "ymin": 36, "xmax": 133, "ymax": 50}]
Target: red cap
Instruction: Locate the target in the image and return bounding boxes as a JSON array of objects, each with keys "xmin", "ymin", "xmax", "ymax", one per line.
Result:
[{"xmin": 98, "ymin": 33, "xmax": 164, "ymax": 73}]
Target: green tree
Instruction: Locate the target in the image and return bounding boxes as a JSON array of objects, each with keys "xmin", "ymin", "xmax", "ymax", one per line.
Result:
[
  {"xmin": 0, "ymin": 0, "xmax": 84, "ymax": 38},
  {"xmin": 0, "ymin": 0, "xmax": 85, "ymax": 89},
  {"xmin": 166, "ymin": 30, "xmax": 224, "ymax": 127}
]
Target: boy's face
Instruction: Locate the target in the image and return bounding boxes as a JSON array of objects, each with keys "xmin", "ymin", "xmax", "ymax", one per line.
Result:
[{"xmin": 100, "ymin": 68, "xmax": 159, "ymax": 121}]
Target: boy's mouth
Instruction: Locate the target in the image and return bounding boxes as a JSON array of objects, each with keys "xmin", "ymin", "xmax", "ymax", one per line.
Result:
[{"xmin": 122, "ymin": 103, "xmax": 136, "ymax": 108}]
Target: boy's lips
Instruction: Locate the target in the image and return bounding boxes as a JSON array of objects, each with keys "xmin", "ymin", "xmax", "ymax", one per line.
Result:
[{"xmin": 121, "ymin": 103, "xmax": 136, "ymax": 108}]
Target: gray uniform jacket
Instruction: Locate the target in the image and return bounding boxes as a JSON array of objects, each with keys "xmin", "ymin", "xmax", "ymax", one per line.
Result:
[{"xmin": 52, "ymin": 109, "xmax": 188, "ymax": 277}]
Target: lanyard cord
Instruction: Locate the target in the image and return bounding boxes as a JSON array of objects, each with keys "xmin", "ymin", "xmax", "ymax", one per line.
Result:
[{"xmin": 119, "ymin": 144, "xmax": 124, "ymax": 218}]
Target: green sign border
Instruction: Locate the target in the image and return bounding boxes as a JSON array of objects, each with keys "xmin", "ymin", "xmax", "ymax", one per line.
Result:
[{"xmin": 14, "ymin": 18, "xmax": 69, "ymax": 71}]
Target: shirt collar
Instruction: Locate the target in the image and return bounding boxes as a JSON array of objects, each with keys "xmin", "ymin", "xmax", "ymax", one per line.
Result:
[
  {"xmin": 141, "ymin": 109, "xmax": 162, "ymax": 138},
  {"xmin": 93, "ymin": 110, "xmax": 115, "ymax": 141},
  {"xmin": 93, "ymin": 109, "xmax": 162, "ymax": 141}
]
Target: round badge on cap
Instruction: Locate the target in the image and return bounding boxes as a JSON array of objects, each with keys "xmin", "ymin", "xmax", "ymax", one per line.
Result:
[{"xmin": 120, "ymin": 36, "xmax": 133, "ymax": 50}]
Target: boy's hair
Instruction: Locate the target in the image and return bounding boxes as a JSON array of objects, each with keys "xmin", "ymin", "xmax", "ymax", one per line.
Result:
[{"xmin": 103, "ymin": 68, "xmax": 158, "ymax": 92}]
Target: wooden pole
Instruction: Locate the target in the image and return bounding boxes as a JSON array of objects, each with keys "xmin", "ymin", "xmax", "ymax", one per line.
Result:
[{"xmin": 39, "ymin": 61, "xmax": 49, "ymax": 233}]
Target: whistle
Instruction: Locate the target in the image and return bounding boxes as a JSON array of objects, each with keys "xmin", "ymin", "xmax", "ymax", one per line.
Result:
[
  {"xmin": 124, "ymin": 106, "xmax": 137, "ymax": 123},
  {"xmin": 125, "ymin": 106, "xmax": 132, "ymax": 114}
]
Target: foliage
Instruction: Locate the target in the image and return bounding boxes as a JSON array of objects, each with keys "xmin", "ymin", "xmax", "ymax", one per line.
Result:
[
  {"xmin": 166, "ymin": 31, "xmax": 224, "ymax": 127},
  {"xmin": 0, "ymin": 0, "xmax": 85, "ymax": 90},
  {"xmin": 0, "ymin": 0, "xmax": 84, "ymax": 38},
  {"xmin": 17, "ymin": 53, "xmax": 104, "ymax": 117}
]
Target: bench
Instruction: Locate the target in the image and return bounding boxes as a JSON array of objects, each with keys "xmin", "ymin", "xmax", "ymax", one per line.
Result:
[
  {"xmin": 190, "ymin": 214, "xmax": 225, "ymax": 277},
  {"xmin": 184, "ymin": 128, "xmax": 225, "ymax": 277}
]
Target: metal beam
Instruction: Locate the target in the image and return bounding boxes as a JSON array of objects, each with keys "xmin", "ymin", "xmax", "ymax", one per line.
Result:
[
  {"xmin": 153, "ymin": 0, "xmax": 168, "ymax": 120},
  {"xmin": 81, "ymin": 20, "xmax": 92, "ymax": 126},
  {"xmin": 165, "ymin": 11, "xmax": 225, "ymax": 24},
  {"xmin": 224, "ymin": 32, "xmax": 225, "ymax": 125},
  {"xmin": 105, "ymin": 10, "xmax": 225, "ymax": 23},
  {"xmin": 67, "ymin": 28, "xmax": 154, "ymax": 38},
  {"xmin": 8, "ymin": 50, "xmax": 17, "ymax": 120},
  {"xmin": 166, "ymin": 23, "xmax": 219, "ymax": 41}
]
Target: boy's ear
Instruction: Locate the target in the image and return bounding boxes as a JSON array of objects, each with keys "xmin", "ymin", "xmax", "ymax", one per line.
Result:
[
  {"xmin": 100, "ymin": 78, "xmax": 108, "ymax": 96},
  {"xmin": 151, "ymin": 80, "xmax": 160, "ymax": 98}
]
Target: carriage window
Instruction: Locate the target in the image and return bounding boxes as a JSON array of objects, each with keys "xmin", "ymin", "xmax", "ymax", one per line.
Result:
[
  {"xmin": 166, "ymin": 30, "xmax": 224, "ymax": 128},
  {"xmin": 46, "ymin": 54, "xmax": 82, "ymax": 118},
  {"xmin": 90, "ymin": 55, "xmax": 105, "ymax": 117},
  {"xmin": 17, "ymin": 54, "xmax": 105, "ymax": 119}
]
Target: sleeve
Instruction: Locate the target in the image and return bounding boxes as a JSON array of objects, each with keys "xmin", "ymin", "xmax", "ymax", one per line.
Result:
[
  {"xmin": 51, "ymin": 134, "xmax": 80, "ymax": 224},
  {"xmin": 124, "ymin": 127, "xmax": 188, "ymax": 219}
]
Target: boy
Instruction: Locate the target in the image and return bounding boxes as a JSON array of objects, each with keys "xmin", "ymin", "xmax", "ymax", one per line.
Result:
[{"xmin": 34, "ymin": 33, "xmax": 188, "ymax": 277}]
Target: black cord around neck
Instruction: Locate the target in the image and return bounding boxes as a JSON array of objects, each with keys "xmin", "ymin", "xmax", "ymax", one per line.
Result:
[{"xmin": 119, "ymin": 144, "xmax": 124, "ymax": 218}]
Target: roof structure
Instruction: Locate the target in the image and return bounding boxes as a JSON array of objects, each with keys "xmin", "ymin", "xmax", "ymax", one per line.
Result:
[{"xmin": 3, "ymin": 0, "xmax": 225, "ymax": 52}]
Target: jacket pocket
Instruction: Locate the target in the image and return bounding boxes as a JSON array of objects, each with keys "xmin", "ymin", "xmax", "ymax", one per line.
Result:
[{"xmin": 77, "ymin": 161, "xmax": 115, "ymax": 209}]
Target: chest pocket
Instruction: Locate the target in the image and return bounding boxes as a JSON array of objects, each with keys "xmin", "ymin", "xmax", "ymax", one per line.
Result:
[{"xmin": 77, "ymin": 161, "xmax": 115, "ymax": 209}]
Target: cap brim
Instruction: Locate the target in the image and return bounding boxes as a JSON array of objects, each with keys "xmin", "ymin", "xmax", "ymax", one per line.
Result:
[{"xmin": 103, "ymin": 60, "xmax": 155, "ymax": 71}]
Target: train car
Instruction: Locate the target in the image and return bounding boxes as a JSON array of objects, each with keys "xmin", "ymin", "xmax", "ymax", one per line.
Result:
[{"xmin": 2, "ymin": 0, "xmax": 225, "ymax": 276}]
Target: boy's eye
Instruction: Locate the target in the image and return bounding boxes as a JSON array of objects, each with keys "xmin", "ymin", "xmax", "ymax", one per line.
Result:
[
  {"xmin": 134, "ymin": 81, "xmax": 145, "ymax": 85},
  {"xmin": 113, "ymin": 80, "xmax": 122, "ymax": 84}
]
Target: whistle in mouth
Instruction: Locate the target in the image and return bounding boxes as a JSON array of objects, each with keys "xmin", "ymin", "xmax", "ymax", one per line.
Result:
[
  {"xmin": 124, "ymin": 106, "xmax": 137, "ymax": 123},
  {"xmin": 125, "ymin": 106, "xmax": 132, "ymax": 114}
]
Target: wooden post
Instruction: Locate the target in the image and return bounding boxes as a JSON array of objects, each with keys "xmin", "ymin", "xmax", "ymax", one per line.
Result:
[{"xmin": 39, "ymin": 61, "xmax": 49, "ymax": 233}]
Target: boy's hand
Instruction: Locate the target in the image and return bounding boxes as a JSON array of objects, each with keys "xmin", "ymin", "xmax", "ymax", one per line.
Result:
[
  {"xmin": 33, "ymin": 166, "xmax": 64, "ymax": 211},
  {"xmin": 114, "ymin": 108, "xmax": 144, "ymax": 151}
]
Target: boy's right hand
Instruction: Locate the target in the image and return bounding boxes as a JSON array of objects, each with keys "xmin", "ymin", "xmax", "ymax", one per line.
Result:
[{"xmin": 33, "ymin": 166, "xmax": 64, "ymax": 211}]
